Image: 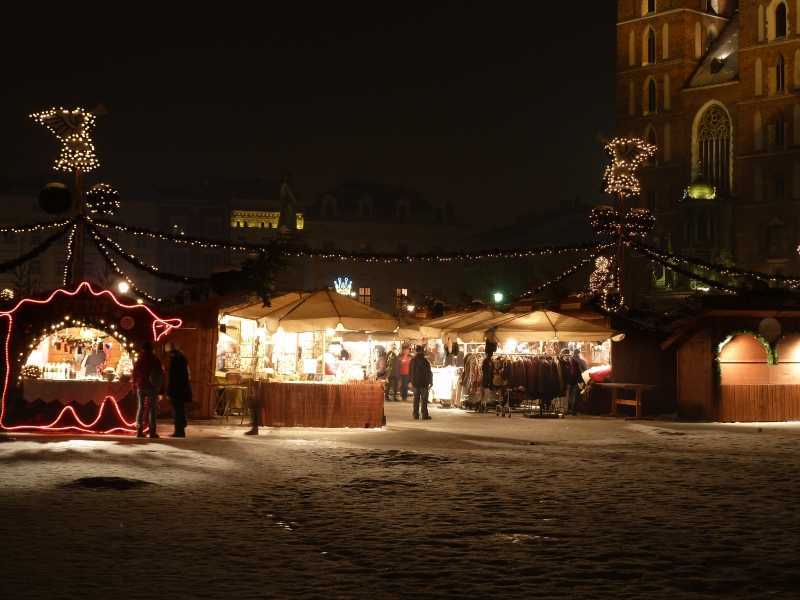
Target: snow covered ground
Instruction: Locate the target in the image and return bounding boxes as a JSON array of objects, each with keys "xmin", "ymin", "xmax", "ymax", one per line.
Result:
[{"xmin": 2, "ymin": 403, "xmax": 800, "ymax": 599}]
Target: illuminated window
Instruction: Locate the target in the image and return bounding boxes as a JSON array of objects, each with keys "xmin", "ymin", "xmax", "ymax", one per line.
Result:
[
  {"xmin": 395, "ymin": 288, "xmax": 408, "ymax": 307},
  {"xmin": 358, "ymin": 287, "xmax": 372, "ymax": 306},
  {"xmin": 694, "ymin": 103, "xmax": 732, "ymax": 191}
]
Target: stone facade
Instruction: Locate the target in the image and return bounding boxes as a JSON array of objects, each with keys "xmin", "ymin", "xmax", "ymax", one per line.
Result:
[{"xmin": 617, "ymin": 0, "xmax": 800, "ymax": 285}]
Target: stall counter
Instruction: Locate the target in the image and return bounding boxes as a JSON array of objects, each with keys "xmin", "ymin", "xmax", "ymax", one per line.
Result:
[
  {"xmin": 255, "ymin": 381, "xmax": 384, "ymax": 428},
  {"xmin": 23, "ymin": 379, "xmax": 134, "ymax": 405}
]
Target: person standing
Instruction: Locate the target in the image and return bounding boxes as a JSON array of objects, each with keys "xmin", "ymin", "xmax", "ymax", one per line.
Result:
[
  {"xmin": 397, "ymin": 345, "xmax": 413, "ymax": 402},
  {"xmin": 82, "ymin": 342, "xmax": 106, "ymax": 377},
  {"xmin": 385, "ymin": 345, "xmax": 398, "ymax": 401},
  {"xmin": 570, "ymin": 348, "xmax": 589, "ymax": 415},
  {"xmin": 410, "ymin": 345, "xmax": 433, "ymax": 420},
  {"xmin": 165, "ymin": 342, "xmax": 192, "ymax": 438},
  {"xmin": 132, "ymin": 341, "xmax": 164, "ymax": 439}
]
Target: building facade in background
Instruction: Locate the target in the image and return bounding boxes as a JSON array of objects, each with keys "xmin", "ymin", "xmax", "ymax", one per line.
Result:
[
  {"xmin": 0, "ymin": 177, "xmax": 475, "ymax": 313},
  {"xmin": 616, "ymin": 0, "xmax": 800, "ymax": 289}
]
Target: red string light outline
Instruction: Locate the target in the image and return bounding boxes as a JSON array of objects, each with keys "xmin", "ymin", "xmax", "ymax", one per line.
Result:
[{"xmin": 0, "ymin": 282, "xmax": 182, "ymax": 434}]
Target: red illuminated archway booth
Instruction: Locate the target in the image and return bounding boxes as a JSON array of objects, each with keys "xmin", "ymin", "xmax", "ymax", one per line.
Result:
[{"xmin": 0, "ymin": 283, "xmax": 181, "ymax": 434}]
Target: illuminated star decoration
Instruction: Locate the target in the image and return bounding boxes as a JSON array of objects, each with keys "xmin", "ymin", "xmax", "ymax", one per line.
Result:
[
  {"xmin": 602, "ymin": 137, "xmax": 656, "ymax": 198},
  {"xmin": 30, "ymin": 107, "xmax": 99, "ymax": 173}
]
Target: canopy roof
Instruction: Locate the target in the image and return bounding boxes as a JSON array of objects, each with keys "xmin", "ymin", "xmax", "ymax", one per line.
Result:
[
  {"xmin": 225, "ymin": 290, "xmax": 399, "ymax": 333},
  {"xmin": 455, "ymin": 310, "xmax": 617, "ymax": 343},
  {"xmin": 419, "ymin": 309, "xmax": 505, "ymax": 338},
  {"xmin": 222, "ymin": 292, "xmax": 304, "ymax": 321}
]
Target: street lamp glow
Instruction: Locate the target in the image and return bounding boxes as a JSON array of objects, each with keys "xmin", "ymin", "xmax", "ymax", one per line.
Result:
[
  {"xmin": 493, "ymin": 292, "xmax": 504, "ymax": 304},
  {"xmin": 117, "ymin": 281, "xmax": 130, "ymax": 294}
]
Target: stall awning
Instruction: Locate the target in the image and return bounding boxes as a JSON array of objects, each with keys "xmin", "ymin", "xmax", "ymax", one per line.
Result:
[
  {"xmin": 419, "ymin": 309, "xmax": 505, "ymax": 338},
  {"xmin": 455, "ymin": 310, "xmax": 617, "ymax": 343},
  {"xmin": 221, "ymin": 292, "xmax": 305, "ymax": 321},
  {"xmin": 248, "ymin": 290, "xmax": 400, "ymax": 333}
]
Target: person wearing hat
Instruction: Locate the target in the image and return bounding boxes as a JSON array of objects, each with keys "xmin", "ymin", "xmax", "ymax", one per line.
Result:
[{"xmin": 410, "ymin": 345, "xmax": 433, "ymax": 420}]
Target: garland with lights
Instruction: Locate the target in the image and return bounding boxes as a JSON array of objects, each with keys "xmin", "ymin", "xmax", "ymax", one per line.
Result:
[
  {"xmin": 87, "ymin": 226, "xmax": 162, "ymax": 303},
  {"xmin": 633, "ymin": 242, "xmax": 800, "ymax": 288},
  {"xmin": 0, "ymin": 218, "xmax": 73, "ymax": 234},
  {"xmin": 85, "ymin": 183, "xmax": 120, "ymax": 216},
  {"xmin": 0, "ymin": 224, "xmax": 71, "ymax": 273},
  {"xmin": 520, "ymin": 251, "xmax": 606, "ymax": 298},
  {"xmin": 635, "ymin": 245, "xmax": 739, "ymax": 294},
  {"xmin": 62, "ymin": 223, "xmax": 78, "ymax": 286},
  {"xmin": 86, "ymin": 219, "xmax": 205, "ymax": 285}
]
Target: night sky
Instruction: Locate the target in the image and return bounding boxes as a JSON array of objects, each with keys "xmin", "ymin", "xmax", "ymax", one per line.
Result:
[{"xmin": 1, "ymin": 4, "xmax": 616, "ymax": 227}]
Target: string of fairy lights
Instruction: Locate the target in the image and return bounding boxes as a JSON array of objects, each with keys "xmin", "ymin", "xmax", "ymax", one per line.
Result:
[
  {"xmin": 62, "ymin": 222, "xmax": 78, "ymax": 287},
  {"xmin": 11, "ymin": 111, "xmax": 800, "ymax": 308},
  {"xmin": 30, "ymin": 107, "xmax": 99, "ymax": 173}
]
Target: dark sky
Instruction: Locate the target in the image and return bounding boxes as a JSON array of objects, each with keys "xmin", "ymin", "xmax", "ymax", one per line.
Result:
[{"xmin": 1, "ymin": 4, "xmax": 616, "ymax": 228}]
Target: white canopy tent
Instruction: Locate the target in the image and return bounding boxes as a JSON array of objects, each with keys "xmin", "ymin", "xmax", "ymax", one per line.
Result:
[
  {"xmin": 245, "ymin": 290, "xmax": 400, "ymax": 334},
  {"xmin": 419, "ymin": 309, "xmax": 505, "ymax": 338},
  {"xmin": 454, "ymin": 310, "xmax": 617, "ymax": 343}
]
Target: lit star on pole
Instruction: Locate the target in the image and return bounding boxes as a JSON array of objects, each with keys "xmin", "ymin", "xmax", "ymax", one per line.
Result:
[{"xmin": 30, "ymin": 107, "xmax": 99, "ymax": 173}]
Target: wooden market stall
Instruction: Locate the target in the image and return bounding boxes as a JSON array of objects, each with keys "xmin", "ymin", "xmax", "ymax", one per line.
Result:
[
  {"xmin": 1, "ymin": 282, "xmax": 182, "ymax": 434},
  {"xmin": 665, "ymin": 295, "xmax": 800, "ymax": 422},
  {"xmin": 220, "ymin": 290, "xmax": 398, "ymax": 428}
]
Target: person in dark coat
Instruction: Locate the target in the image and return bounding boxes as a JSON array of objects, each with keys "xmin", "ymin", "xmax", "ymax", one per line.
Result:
[
  {"xmin": 164, "ymin": 342, "xmax": 192, "ymax": 437},
  {"xmin": 132, "ymin": 341, "xmax": 164, "ymax": 439},
  {"xmin": 410, "ymin": 345, "xmax": 433, "ymax": 420}
]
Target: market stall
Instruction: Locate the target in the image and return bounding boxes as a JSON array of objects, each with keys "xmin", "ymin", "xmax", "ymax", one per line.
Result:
[
  {"xmin": 220, "ymin": 290, "xmax": 399, "ymax": 427},
  {"xmin": 452, "ymin": 310, "xmax": 616, "ymax": 415},
  {"xmin": 1, "ymin": 282, "xmax": 181, "ymax": 434}
]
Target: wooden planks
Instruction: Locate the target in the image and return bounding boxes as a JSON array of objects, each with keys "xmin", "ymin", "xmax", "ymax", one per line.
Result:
[
  {"xmin": 257, "ymin": 382, "xmax": 385, "ymax": 428},
  {"xmin": 719, "ymin": 385, "xmax": 800, "ymax": 422}
]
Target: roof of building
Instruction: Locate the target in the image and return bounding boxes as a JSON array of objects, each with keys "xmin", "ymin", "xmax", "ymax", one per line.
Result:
[{"xmin": 687, "ymin": 14, "xmax": 739, "ymax": 89}]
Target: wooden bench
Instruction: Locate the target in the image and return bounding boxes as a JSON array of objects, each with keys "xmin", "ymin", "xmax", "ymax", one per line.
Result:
[{"xmin": 594, "ymin": 382, "xmax": 656, "ymax": 418}]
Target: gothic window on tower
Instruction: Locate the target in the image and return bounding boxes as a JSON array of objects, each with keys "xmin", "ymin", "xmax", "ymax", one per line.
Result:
[
  {"xmin": 776, "ymin": 2, "xmax": 788, "ymax": 39},
  {"xmin": 646, "ymin": 28, "xmax": 656, "ymax": 64},
  {"xmin": 643, "ymin": 0, "xmax": 656, "ymax": 16},
  {"xmin": 645, "ymin": 125, "xmax": 658, "ymax": 164},
  {"xmin": 776, "ymin": 55, "xmax": 786, "ymax": 92},
  {"xmin": 695, "ymin": 104, "xmax": 732, "ymax": 192},
  {"xmin": 645, "ymin": 78, "xmax": 657, "ymax": 114}
]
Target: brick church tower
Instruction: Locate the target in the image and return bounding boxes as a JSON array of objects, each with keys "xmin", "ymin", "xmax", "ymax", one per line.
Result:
[{"xmin": 616, "ymin": 0, "xmax": 800, "ymax": 290}]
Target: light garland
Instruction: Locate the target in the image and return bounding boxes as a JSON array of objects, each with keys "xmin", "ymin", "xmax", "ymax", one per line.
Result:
[
  {"xmin": 602, "ymin": 137, "xmax": 656, "ymax": 198},
  {"xmin": 30, "ymin": 107, "xmax": 99, "ymax": 173},
  {"xmin": 92, "ymin": 218, "xmax": 602, "ymax": 262},
  {"xmin": 85, "ymin": 220, "xmax": 205, "ymax": 285},
  {"xmin": 0, "ymin": 218, "xmax": 73, "ymax": 234},
  {"xmin": 88, "ymin": 229, "xmax": 162, "ymax": 303},
  {"xmin": 62, "ymin": 223, "xmax": 78, "ymax": 286},
  {"xmin": 637, "ymin": 242, "xmax": 800, "ymax": 288},
  {"xmin": 0, "ymin": 224, "xmax": 71, "ymax": 274},
  {"xmin": 519, "ymin": 247, "xmax": 609, "ymax": 298},
  {"xmin": 635, "ymin": 245, "xmax": 739, "ymax": 294},
  {"xmin": 86, "ymin": 183, "xmax": 120, "ymax": 216},
  {"xmin": 588, "ymin": 255, "xmax": 624, "ymax": 312}
]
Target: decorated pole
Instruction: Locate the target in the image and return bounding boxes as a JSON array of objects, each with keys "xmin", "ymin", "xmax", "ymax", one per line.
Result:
[{"xmin": 30, "ymin": 107, "xmax": 100, "ymax": 288}]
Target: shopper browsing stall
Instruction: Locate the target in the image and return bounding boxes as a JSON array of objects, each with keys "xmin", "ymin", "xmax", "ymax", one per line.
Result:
[
  {"xmin": 410, "ymin": 346, "xmax": 433, "ymax": 420},
  {"xmin": 396, "ymin": 345, "xmax": 412, "ymax": 402}
]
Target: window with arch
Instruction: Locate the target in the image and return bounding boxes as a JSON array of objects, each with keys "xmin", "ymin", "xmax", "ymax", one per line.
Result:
[
  {"xmin": 628, "ymin": 30, "xmax": 636, "ymax": 66},
  {"xmin": 645, "ymin": 77, "xmax": 657, "ymax": 114},
  {"xmin": 662, "ymin": 22, "xmax": 669, "ymax": 59},
  {"xmin": 755, "ymin": 110, "xmax": 764, "ymax": 151},
  {"xmin": 769, "ymin": 111, "xmax": 786, "ymax": 147},
  {"xmin": 647, "ymin": 28, "xmax": 656, "ymax": 63},
  {"xmin": 755, "ymin": 57, "xmax": 764, "ymax": 95},
  {"xmin": 642, "ymin": 0, "xmax": 656, "ymax": 16},
  {"xmin": 694, "ymin": 103, "xmax": 732, "ymax": 191},
  {"xmin": 777, "ymin": 54, "xmax": 786, "ymax": 92},
  {"xmin": 776, "ymin": 2, "xmax": 788, "ymax": 38}
]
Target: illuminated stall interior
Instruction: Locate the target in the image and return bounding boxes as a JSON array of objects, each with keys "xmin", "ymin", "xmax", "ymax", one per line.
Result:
[{"xmin": 23, "ymin": 323, "xmax": 136, "ymax": 382}]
